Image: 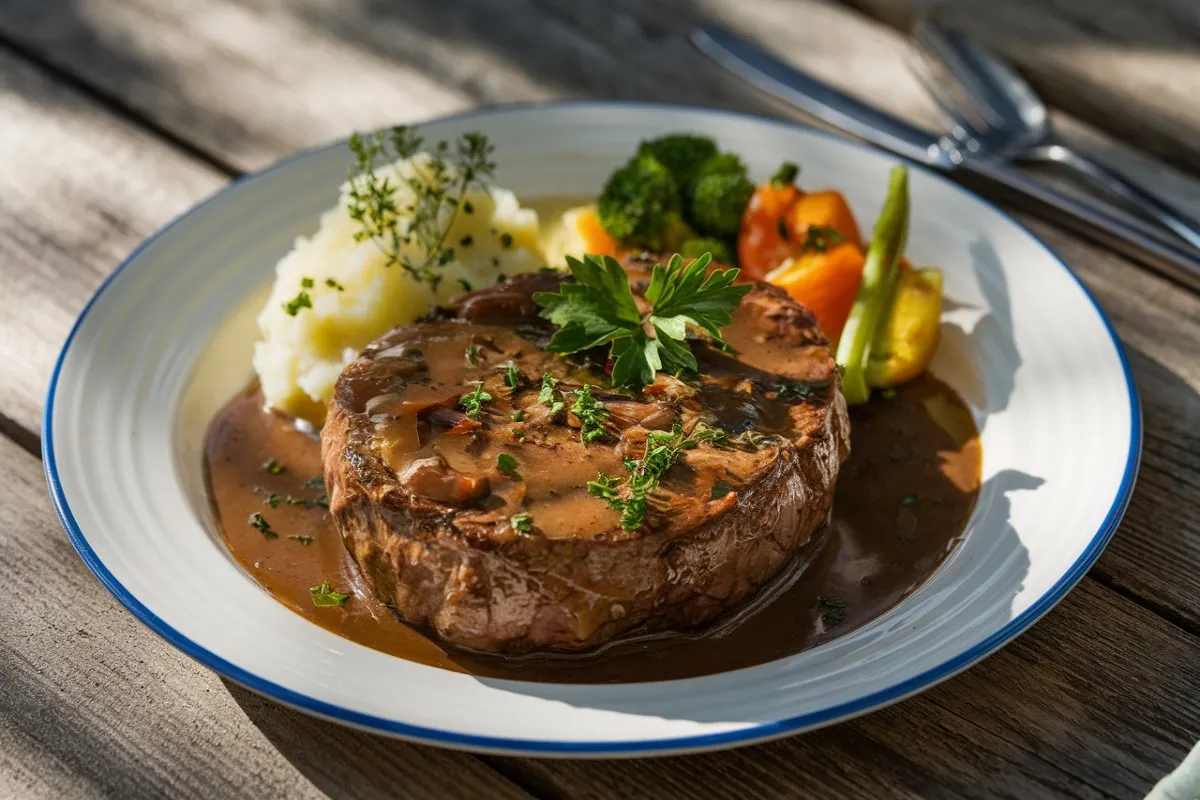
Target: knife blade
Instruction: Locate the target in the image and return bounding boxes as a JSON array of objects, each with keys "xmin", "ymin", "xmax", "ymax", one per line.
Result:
[{"xmin": 691, "ymin": 25, "xmax": 1200, "ymax": 292}]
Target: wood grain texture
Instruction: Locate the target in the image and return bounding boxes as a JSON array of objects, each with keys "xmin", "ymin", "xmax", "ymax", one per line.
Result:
[
  {"xmin": 0, "ymin": 436, "xmax": 531, "ymax": 800},
  {"xmin": 840, "ymin": 0, "xmax": 1200, "ymax": 175}
]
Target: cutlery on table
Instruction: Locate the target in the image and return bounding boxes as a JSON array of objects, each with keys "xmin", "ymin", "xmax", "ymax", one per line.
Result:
[
  {"xmin": 690, "ymin": 25, "xmax": 1200, "ymax": 292},
  {"xmin": 912, "ymin": 16, "xmax": 1200, "ymax": 253}
]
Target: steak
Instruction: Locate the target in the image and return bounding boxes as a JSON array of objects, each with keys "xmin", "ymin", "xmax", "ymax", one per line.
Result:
[{"xmin": 321, "ymin": 260, "xmax": 850, "ymax": 654}]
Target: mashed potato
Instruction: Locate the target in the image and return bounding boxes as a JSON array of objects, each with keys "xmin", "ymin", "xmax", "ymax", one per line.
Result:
[{"xmin": 253, "ymin": 154, "xmax": 542, "ymax": 423}]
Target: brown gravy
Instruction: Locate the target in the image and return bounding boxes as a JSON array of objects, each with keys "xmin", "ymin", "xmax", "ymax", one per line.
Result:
[{"xmin": 206, "ymin": 375, "xmax": 980, "ymax": 683}]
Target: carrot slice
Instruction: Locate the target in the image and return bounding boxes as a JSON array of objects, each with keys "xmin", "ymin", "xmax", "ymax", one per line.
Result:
[
  {"xmin": 765, "ymin": 241, "xmax": 866, "ymax": 345},
  {"xmin": 575, "ymin": 206, "xmax": 621, "ymax": 257}
]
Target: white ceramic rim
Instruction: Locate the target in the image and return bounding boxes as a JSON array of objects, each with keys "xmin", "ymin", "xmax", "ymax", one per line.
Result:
[{"xmin": 43, "ymin": 100, "xmax": 1142, "ymax": 756}]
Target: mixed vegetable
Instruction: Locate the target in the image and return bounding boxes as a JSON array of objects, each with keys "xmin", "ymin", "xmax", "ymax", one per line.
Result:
[{"xmin": 580, "ymin": 133, "xmax": 943, "ymax": 403}]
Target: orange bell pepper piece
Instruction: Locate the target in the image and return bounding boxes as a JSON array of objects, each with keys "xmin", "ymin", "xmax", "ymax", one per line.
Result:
[
  {"xmin": 787, "ymin": 190, "xmax": 863, "ymax": 250},
  {"xmin": 765, "ymin": 241, "xmax": 866, "ymax": 345},
  {"xmin": 737, "ymin": 182, "xmax": 803, "ymax": 280}
]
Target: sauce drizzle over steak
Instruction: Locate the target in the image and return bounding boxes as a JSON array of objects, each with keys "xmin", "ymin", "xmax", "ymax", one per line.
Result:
[{"xmin": 320, "ymin": 264, "xmax": 850, "ymax": 654}]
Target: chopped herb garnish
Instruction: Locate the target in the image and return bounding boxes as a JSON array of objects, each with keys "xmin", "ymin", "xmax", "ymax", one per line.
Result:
[
  {"xmin": 289, "ymin": 535, "xmax": 314, "ymax": 546},
  {"xmin": 816, "ymin": 596, "xmax": 848, "ymax": 625},
  {"xmin": 463, "ymin": 200, "xmax": 474, "ymax": 214},
  {"xmin": 587, "ymin": 424, "xmax": 725, "ymax": 531},
  {"xmin": 459, "ymin": 234, "xmax": 474, "ymax": 248},
  {"xmin": 248, "ymin": 512, "xmax": 278, "ymax": 540},
  {"xmin": 309, "ymin": 582, "xmax": 349, "ymax": 607},
  {"xmin": 802, "ymin": 225, "xmax": 847, "ymax": 253},
  {"xmin": 283, "ymin": 291, "xmax": 312, "ymax": 316},
  {"xmin": 538, "ymin": 373, "xmax": 565, "ymax": 417},
  {"xmin": 571, "ymin": 384, "xmax": 609, "ymax": 443},
  {"xmin": 465, "ymin": 342, "xmax": 482, "ymax": 365},
  {"xmin": 457, "ymin": 277, "xmax": 473, "ymax": 292},
  {"xmin": 300, "ymin": 276, "xmax": 315, "ymax": 289},
  {"xmin": 263, "ymin": 459, "xmax": 286, "ymax": 475},
  {"xmin": 510, "ymin": 512, "xmax": 533, "ymax": 533},
  {"xmin": 345, "ymin": 126, "xmax": 496, "ymax": 287},
  {"xmin": 771, "ymin": 161, "xmax": 800, "ymax": 186},
  {"xmin": 499, "ymin": 231, "xmax": 514, "ymax": 248},
  {"xmin": 459, "ymin": 381, "xmax": 492, "ymax": 420},
  {"xmin": 264, "ymin": 493, "xmax": 281, "ymax": 508},
  {"xmin": 304, "ymin": 475, "xmax": 325, "ymax": 491},
  {"xmin": 285, "ymin": 494, "xmax": 329, "ymax": 510},
  {"xmin": 503, "ymin": 363, "xmax": 524, "ymax": 389},
  {"xmin": 777, "ymin": 381, "xmax": 818, "ymax": 400},
  {"xmin": 497, "ymin": 452, "xmax": 521, "ymax": 480},
  {"xmin": 325, "ymin": 277, "xmax": 345, "ymax": 291},
  {"xmin": 511, "ymin": 409, "xmax": 525, "ymax": 422},
  {"xmin": 495, "ymin": 272, "xmax": 506, "ymax": 282},
  {"xmin": 900, "ymin": 494, "xmax": 919, "ymax": 507},
  {"xmin": 710, "ymin": 480, "xmax": 735, "ymax": 500},
  {"xmin": 533, "ymin": 253, "xmax": 750, "ymax": 391}
]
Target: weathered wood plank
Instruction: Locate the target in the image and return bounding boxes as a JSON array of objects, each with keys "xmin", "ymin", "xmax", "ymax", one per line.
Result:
[
  {"xmin": 840, "ymin": 0, "xmax": 1200, "ymax": 175},
  {"xmin": 0, "ymin": 435, "xmax": 532, "ymax": 799}
]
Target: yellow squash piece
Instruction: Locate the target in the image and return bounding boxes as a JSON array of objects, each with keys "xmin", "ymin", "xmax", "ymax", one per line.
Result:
[{"xmin": 865, "ymin": 267, "xmax": 943, "ymax": 388}]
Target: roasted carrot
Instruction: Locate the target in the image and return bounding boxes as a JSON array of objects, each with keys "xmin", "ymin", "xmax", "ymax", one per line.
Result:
[
  {"xmin": 765, "ymin": 241, "xmax": 866, "ymax": 345},
  {"xmin": 575, "ymin": 206, "xmax": 621, "ymax": 257}
]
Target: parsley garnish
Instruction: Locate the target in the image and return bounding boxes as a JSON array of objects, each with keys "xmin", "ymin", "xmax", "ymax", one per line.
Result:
[
  {"xmin": 587, "ymin": 424, "xmax": 725, "ymax": 531},
  {"xmin": 289, "ymin": 535, "xmax": 314, "ymax": 546},
  {"xmin": 710, "ymin": 480, "xmax": 734, "ymax": 500},
  {"xmin": 346, "ymin": 126, "xmax": 496, "ymax": 287},
  {"xmin": 248, "ymin": 512, "xmax": 278, "ymax": 539},
  {"xmin": 503, "ymin": 364, "xmax": 525, "ymax": 390},
  {"xmin": 264, "ymin": 493, "xmax": 280, "ymax": 508},
  {"xmin": 816, "ymin": 596, "xmax": 848, "ymax": 625},
  {"xmin": 459, "ymin": 381, "xmax": 492, "ymax": 420},
  {"xmin": 262, "ymin": 459, "xmax": 286, "ymax": 475},
  {"xmin": 511, "ymin": 409, "xmax": 525, "ymax": 422},
  {"xmin": 309, "ymin": 582, "xmax": 349, "ymax": 607},
  {"xmin": 777, "ymin": 381, "xmax": 818, "ymax": 400},
  {"xmin": 538, "ymin": 373, "xmax": 565, "ymax": 416},
  {"xmin": 325, "ymin": 277, "xmax": 345, "ymax": 291},
  {"xmin": 283, "ymin": 290, "xmax": 312, "ymax": 316},
  {"xmin": 570, "ymin": 385, "xmax": 609, "ymax": 443},
  {"xmin": 802, "ymin": 225, "xmax": 847, "ymax": 253},
  {"xmin": 497, "ymin": 453, "xmax": 521, "ymax": 480},
  {"xmin": 457, "ymin": 277, "xmax": 473, "ymax": 292},
  {"xmin": 510, "ymin": 512, "xmax": 533, "ymax": 533},
  {"xmin": 465, "ymin": 342, "xmax": 481, "ymax": 365},
  {"xmin": 303, "ymin": 475, "xmax": 325, "ymax": 491},
  {"xmin": 533, "ymin": 253, "xmax": 750, "ymax": 391}
]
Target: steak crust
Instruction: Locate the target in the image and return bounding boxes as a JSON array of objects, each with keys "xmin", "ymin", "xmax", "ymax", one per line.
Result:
[{"xmin": 322, "ymin": 262, "xmax": 849, "ymax": 653}]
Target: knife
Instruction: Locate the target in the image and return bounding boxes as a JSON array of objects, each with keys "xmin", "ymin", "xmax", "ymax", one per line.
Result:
[{"xmin": 691, "ymin": 26, "xmax": 1200, "ymax": 292}]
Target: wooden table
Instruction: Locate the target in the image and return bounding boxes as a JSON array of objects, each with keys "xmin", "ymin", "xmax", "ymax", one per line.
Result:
[{"xmin": 1, "ymin": 1, "xmax": 1197, "ymax": 797}]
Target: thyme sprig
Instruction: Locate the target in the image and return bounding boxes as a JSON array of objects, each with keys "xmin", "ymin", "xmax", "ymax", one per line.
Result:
[{"xmin": 346, "ymin": 126, "xmax": 496, "ymax": 288}]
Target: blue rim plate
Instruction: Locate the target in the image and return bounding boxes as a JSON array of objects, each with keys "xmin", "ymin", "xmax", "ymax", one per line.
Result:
[{"xmin": 44, "ymin": 101, "xmax": 1140, "ymax": 756}]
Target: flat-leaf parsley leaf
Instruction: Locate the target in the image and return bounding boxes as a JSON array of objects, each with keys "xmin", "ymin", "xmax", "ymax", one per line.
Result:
[{"xmin": 534, "ymin": 253, "xmax": 749, "ymax": 391}]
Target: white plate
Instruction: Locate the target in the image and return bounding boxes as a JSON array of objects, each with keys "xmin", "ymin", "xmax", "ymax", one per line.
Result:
[{"xmin": 45, "ymin": 102, "xmax": 1140, "ymax": 757}]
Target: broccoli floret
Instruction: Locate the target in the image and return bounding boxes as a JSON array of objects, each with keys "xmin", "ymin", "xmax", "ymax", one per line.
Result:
[
  {"xmin": 637, "ymin": 134, "xmax": 719, "ymax": 185},
  {"xmin": 597, "ymin": 153, "xmax": 681, "ymax": 246},
  {"xmin": 688, "ymin": 170, "xmax": 755, "ymax": 237},
  {"xmin": 694, "ymin": 152, "xmax": 746, "ymax": 177},
  {"xmin": 678, "ymin": 237, "xmax": 734, "ymax": 264}
]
